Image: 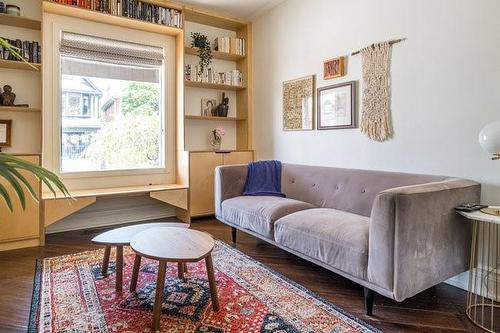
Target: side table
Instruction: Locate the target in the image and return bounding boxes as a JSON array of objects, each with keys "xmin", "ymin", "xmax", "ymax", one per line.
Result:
[{"xmin": 458, "ymin": 208, "xmax": 499, "ymax": 333}]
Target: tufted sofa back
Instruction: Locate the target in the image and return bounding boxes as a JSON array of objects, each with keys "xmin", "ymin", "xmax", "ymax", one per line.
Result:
[{"xmin": 281, "ymin": 163, "xmax": 446, "ymax": 217}]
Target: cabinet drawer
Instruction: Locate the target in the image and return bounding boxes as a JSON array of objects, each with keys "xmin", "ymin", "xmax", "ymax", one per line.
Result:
[{"xmin": 222, "ymin": 151, "xmax": 253, "ymax": 165}]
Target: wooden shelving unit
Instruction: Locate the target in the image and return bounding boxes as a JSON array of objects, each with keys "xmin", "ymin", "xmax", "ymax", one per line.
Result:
[
  {"xmin": 0, "ymin": 13, "xmax": 41, "ymax": 30},
  {"xmin": 0, "ymin": 106, "xmax": 41, "ymax": 113},
  {"xmin": 185, "ymin": 115, "xmax": 245, "ymax": 121},
  {"xmin": 0, "ymin": 59, "xmax": 41, "ymax": 71},
  {"xmin": 42, "ymin": 1, "xmax": 183, "ymax": 36},
  {"xmin": 184, "ymin": 46, "xmax": 245, "ymax": 61},
  {"xmin": 185, "ymin": 80, "xmax": 246, "ymax": 91},
  {"xmin": 183, "ymin": 5, "xmax": 253, "ymax": 218}
]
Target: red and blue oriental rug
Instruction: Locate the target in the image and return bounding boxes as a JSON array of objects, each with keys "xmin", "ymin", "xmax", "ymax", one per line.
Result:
[{"xmin": 29, "ymin": 240, "xmax": 380, "ymax": 332}]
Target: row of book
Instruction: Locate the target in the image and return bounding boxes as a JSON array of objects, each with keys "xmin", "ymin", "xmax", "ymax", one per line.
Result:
[
  {"xmin": 0, "ymin": 38, "xmax": 41, "ymax": 64},
  {"xmin": 185, "ymin": 64, "xmax": 243, "ymax": 87},
  {"xmin": 213, "ymin": 37, "xmax": 245, "ymax": 56},
  {"xmin": 49, "ymin": 0, "xmax": 183, "ymax": 28}
]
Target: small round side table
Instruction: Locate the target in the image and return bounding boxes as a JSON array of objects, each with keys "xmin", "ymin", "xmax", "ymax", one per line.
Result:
[
  {"xmin": 91, "ymin": 222, "xmax": 188, "ymax": 291},
  {"xmin": 458, "ymin": 208, "xmax": 500, "ymax": 333},
  {"xmin": 130, "ymin": 227, "xmax": 219, "ymax": 332}
]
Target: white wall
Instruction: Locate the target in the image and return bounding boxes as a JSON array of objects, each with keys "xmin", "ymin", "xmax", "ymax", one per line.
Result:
[{"xmin": 252, "ymin": 0, "xmax": 500, "ymax": 204}]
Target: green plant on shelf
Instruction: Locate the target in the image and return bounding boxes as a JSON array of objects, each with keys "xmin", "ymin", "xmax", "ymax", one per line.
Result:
[
  {"xmin": 190, "ymin": 32, "xmax": 212, "ymax": 73},
  {"xmin": 0, "ymin": 37, "xmax": 39, "ymax": 70}
]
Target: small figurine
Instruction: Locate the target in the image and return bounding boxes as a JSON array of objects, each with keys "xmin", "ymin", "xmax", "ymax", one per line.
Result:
[
  {"xmin": 216, "ymin": 92, "xmax": 229, "ymax": 117},
  {"xmin": 1, "ymin": 85, "xmax": 16, "ymax": 106}
]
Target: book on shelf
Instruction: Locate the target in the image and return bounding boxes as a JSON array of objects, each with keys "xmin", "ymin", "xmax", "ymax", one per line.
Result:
[
  {"xmin": 214, "ymin": 36, "xmax": 245, "ymax": 56},
  {"xmin": 0, "ymin": 37, "xmax": 41, "ymax": 64},
  {"xmin": 185, "ymin": 64, "xmax": 243, "ymax": 87},
  {"xmin": 48, "ymin": 0, "xmax": 183, "ymax": 29}
]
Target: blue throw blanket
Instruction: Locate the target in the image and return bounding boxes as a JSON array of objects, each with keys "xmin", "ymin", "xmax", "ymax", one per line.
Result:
[{"xmin": 243, "ymin": 160, "xmax": 285, "ymax": 197}]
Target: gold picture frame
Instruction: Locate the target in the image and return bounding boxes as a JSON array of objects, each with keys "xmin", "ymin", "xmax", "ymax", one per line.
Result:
[
  {"xmin": 323, "ymin": 56, "xmax": 345, "ymax": 80},
  {"xmin": 282, "ymin": 75, "xmax": 315, "ymax": 131},
  {"xmin": 0, "ymin": 119, "xmax": 12, "ymax": 148}
]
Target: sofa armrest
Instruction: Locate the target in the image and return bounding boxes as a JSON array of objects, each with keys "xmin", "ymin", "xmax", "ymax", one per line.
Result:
[
  {"xmin": 368, "ymin": 178, "xmax": 480, "ymax": 301},
  {"xmin": 214, "ymin": 164, "xmax": 248, "ymax": 218}
]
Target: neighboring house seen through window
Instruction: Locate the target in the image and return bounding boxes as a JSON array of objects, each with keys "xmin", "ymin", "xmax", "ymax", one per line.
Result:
[{"xmin": 59, "ymin": 32, "xmax": 165, "ymax": 173}]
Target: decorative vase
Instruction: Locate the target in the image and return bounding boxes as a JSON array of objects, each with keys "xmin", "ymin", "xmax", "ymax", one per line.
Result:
[
  {"xmin": 209, "ymin": 136, "xmax": 221, "ymax": 151},
  {"xmin": 217, "ymin": 104, "xmax": 229, "ymax": 117}
]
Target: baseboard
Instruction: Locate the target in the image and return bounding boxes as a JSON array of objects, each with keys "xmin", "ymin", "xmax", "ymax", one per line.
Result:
[{"xmin": 446, "ymin": 271, "xmax": 469, "ymax": 291}]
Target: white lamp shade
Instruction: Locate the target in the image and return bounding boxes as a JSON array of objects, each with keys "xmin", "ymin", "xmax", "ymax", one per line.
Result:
[{"xmin": 479, "ymin": 121, "xmax": 500, "ymax": 154}]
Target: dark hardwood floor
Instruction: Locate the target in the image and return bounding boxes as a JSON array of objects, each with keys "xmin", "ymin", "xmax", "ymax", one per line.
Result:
[{"xmin": 0, "ymin": 218, "xmax": 480, "ymax": 333}]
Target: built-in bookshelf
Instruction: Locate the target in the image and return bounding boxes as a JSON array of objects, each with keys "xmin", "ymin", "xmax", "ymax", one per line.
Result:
[
  {"xmin": 46, "ymin": 0, "xmax": 183, "ymax": 28},
  {"xmin": 185, "ymin": 115, "xmax": 245, "ymax": 122},
  {"xmin": 183, "ymin": 6, "xmax": 252, "ymax": 151},
  {"xmin": 0, "ymin": 13, "xmax": 41, "ymax": 30},
  {"xmin": 184, "ymin": 46, "xmax": 244, "ymax": 61},
  {"xmin": 184, "ymin": 80, "xmax": 246, "ymax": 91},
  {"xmin": 0, "ymin": 59, "xmax": 41, "ymax": 71},
  {"xmin": 0, "ymin": 106, "xmax": 41, "ymax": 113}
]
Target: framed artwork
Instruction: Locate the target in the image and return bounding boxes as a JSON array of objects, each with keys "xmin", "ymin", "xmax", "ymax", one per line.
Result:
[
  {"xmin": 323, "ymin": 56, "xmax": 345, "ymax": 80},
  {"xmin": 201, "ymin": 98, "xmax": 217, "ymax": 116},
  {"xmin": 317, "ymin": 81, "xmax": 356, "ymax": 130},
  {"xmin": 282, "ymin": 75, "xmax": 314, "ymax": 131},
  {"xmin": 0, "ymin": 120, "xmax": 12, "ymax": 147}
]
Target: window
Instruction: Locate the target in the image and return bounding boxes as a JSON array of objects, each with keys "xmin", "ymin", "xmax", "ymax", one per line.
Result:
[{"xmin": 59, "ymin": 32, "xmax": 165, "ymax": 173}]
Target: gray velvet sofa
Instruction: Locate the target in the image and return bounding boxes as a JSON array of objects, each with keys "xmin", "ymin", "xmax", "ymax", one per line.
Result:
[{"xmin": 214, "ymin": 163, "xmax": 480, "ymax": 314}]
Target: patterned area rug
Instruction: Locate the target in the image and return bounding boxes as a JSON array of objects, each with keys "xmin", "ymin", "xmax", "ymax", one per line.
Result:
[{"xmin": 29, "ymin": 240, "xmax": 380, "ymax": 332}]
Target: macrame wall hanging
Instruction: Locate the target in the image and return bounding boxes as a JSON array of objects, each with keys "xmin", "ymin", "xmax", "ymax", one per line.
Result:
[{"xmin": 352, "ymin": 38, "xmax": 405, "ymax": 142}]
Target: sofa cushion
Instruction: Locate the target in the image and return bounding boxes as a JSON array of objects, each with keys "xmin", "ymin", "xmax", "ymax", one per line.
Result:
[
  {"xmin": 221, "ymin": 196, "xmax": 315, "ymax": 239},
  {"xmin": 274, "ymin": 208, "xmax": 369, "ymax": 280}
]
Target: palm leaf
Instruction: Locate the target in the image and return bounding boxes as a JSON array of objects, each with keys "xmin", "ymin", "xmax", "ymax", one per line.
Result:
[
  {"xmin": 0, "ymin": 183, "xmax": 13, "ymax": 212},
  {"xmin": 0, "ymin": 165, "xmax": 26, "ymax": 210},
  {"xmin": 0, "ymin": 153, "xmax": 71, "ymax": 213}
]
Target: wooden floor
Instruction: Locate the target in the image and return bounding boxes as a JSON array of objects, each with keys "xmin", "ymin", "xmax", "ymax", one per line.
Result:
[{"xmin": 0, "ymin": 218, "xmax": 481, "ymax": 333}]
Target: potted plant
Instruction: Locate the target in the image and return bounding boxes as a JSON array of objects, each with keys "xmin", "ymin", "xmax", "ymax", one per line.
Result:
[
  {"xmin": 190, "ymin": 32, "xmax": 212, "ymax": 73},
  {"xmin": 0, "ymin": 38, "xmax": 69, "ymax": 213}
]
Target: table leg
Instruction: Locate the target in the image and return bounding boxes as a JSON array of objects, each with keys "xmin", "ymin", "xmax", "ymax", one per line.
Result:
[
  {"xmin": 102, "ymin": 245, "xmax": 111, "ymax": 275},
  {"xmin": 130, "ymin": 254, "xmax": 142, "ymax": 292},
  {"xmin": 183, "ymin": 262, "xmax": 188, "ymax": 273},
  {"xmin": 205, "ymin": 254, "xmax": 219, "ymax": 311},
  {"xmin": 116, "ymin": 245, "xmax": 123, "ymax": 291},
  {"xmin": 152, "ymin": 260, "xmax": 167, "ymax": 332},
  {"xmin": 177, "ymin": 262, "xmax": 184, "ymax": 279}
]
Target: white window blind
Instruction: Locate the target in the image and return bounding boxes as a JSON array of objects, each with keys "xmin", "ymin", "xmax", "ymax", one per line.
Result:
[{"xmin": 60, "ymin": 32, "xmax": 164, "ymax": 83}]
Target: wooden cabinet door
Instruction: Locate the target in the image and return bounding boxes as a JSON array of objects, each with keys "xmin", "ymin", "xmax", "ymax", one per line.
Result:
[
  {"xmin": 0, "ymin": 155, "xmax": 40, "ymax": 243},
  {"xmin": 222, "ymin": 151, "xmax": 254, "ymax": 165},
  {"xmin": 189, "ymin": 152, "xmax": 223, "ymax": 216}
]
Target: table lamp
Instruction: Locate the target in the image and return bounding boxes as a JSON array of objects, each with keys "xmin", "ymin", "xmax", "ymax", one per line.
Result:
[
  {"xmin": 478, "ymin": 121, "xmax": 500, "ymax": 216},
  {"xmin": 479, "ymin": 121, "xmax": 500, "ymax": 160}
]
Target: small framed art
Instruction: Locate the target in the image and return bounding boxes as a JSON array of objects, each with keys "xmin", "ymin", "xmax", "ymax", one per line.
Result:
[
  {"xmin": 317, "ymin": 81, "xmax": 356, "ymax": 130},
  {"xmin": 0, "ymin": 120, "xmax": 12, "ymax": 147},
  {"xmin": 201, "ymin": 98, "xmax": 217, "ymax": 116},
  {"xmin": 323, "ymin": 56, "xmax": 345, "ymax": 80}
]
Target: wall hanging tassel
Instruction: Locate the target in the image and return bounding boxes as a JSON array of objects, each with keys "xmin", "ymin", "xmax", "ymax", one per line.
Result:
[{"xmin": 359, "ymin": 41, "xmax": 393, "ymax": 142}]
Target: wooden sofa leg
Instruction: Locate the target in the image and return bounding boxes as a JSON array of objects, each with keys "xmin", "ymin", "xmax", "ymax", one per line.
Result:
[
  {"xmin": 364, "ymin": 287, "xmax": 374, "ymax": 316},
  {"xmin": 231, "ymin": 227, "xmax": 237, "ymax": 243}
]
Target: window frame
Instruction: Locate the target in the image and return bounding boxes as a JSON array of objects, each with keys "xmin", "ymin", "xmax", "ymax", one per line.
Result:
[{"xmin": 43, "ymin": 14, "xmax": 176, "ymax": 190}]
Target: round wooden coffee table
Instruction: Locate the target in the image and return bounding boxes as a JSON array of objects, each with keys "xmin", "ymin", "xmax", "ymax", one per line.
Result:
[
  {"xmin": 91, "ymin": 222, "xmax": 188, "ymax": 291},
  {"xmin": 130, "ymin": 227, "xmax": 219, "ymax": 331}
]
